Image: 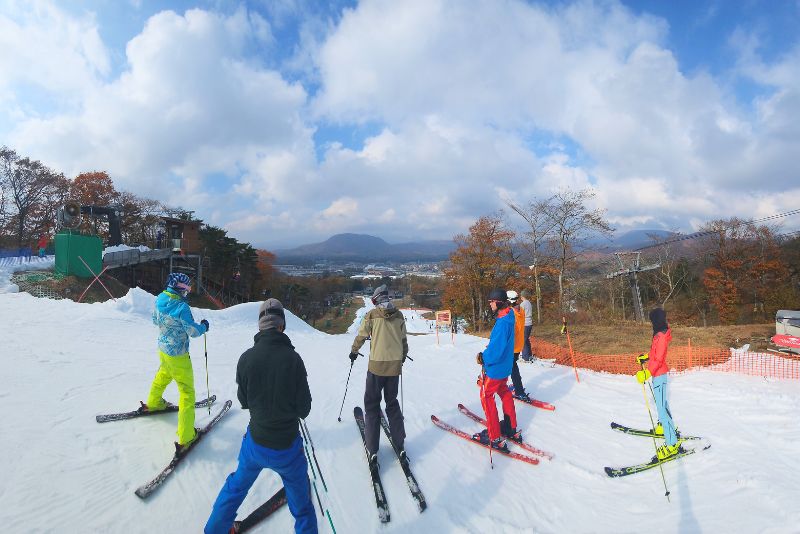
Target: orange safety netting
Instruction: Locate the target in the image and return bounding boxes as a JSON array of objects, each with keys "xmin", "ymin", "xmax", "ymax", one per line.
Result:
[{"xmin": 530, "ymin": 338, "xmax": 800, "ymax": 380}]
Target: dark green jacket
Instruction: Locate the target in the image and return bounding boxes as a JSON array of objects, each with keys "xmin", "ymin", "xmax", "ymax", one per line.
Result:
[{"xmin": 236, "ymin": 329, "xmax": 312, "ymax": 449}]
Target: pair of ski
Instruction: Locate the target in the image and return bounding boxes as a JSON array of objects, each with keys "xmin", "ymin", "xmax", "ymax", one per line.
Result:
[
  {"xmin": 604, "ymin": 423, "xmax": 711, "ymax": 477},
  {"xmin": 430, "ymin": 404, "xmax": 553, "ymax": 465},
  {"xmin": 97, "ymin": 397, "xmax": 291, "ymax": 530},
  {"xmin": 353, "ymin": 406, "xmax": 427, "ymax": 524},
  {"xmin": 95, "ymin": 396, "xmax": 232, "ymax": 499}
]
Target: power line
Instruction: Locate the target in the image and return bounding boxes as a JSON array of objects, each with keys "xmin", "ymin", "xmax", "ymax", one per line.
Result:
[{"xmin": 634, "ymin": 209, "xmax": 800, "ymax": 251}]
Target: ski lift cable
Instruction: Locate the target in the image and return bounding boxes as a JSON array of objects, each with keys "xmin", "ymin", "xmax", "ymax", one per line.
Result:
[{"xmin": 633, "ymin": 208, "xmax": 800, "ymax": 252}]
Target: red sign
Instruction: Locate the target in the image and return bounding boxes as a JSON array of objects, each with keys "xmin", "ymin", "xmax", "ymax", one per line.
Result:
[
  {"xmin": 772, "ymin": 334, "xmax": 800, "ymax": 349},
  {"xmin": 436, "ymin": 310, "xmax": 451, "ymax": 324}
]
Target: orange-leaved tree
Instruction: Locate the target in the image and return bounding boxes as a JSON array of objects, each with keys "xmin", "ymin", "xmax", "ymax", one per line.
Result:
[
  {"xmin": 70, "ymin": 171, "xmax": 119, "ymax": 236},
  {"xmin": 443, "ymin": 214, "xmax": 516, "ymax": 332}
]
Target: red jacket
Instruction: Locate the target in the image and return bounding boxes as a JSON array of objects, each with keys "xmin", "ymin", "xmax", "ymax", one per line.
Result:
[
  {"xmin": 648, "ymin": 328, "xmax": 672, "ymax": 377},
  {"xmin": 37, "ymin": 236, "xmax": 48, "ymax": 248}
]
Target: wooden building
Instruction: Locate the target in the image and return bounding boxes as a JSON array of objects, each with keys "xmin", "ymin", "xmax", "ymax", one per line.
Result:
[{"xmin": 160, "ymin": 216, "xmax": 203, "ymax": 255}]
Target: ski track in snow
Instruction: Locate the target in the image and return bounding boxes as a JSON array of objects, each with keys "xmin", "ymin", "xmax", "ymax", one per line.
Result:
[{"xmin": 0, "ymin": 278, "xmax": 799, "ymax": 533}]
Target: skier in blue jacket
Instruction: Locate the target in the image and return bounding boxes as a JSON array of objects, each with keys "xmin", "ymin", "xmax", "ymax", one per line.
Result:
[
  {"xmin": 472, "ymin": 288, "xmax": 521, "ymax": 451},
  {"xmin": 146, "ymin": 272, "xmax": 209, "ymax": 451}
]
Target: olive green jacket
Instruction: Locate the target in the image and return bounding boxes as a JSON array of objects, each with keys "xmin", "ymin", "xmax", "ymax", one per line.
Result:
[{"xmin": 351, "ymin": 304, "xmax": 408, "ymax": 376}]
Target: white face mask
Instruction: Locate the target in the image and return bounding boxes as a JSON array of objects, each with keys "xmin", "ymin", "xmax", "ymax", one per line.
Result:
[{"xmin": 174, "ymin": 283, "xmax": 191, "ymax": 298}]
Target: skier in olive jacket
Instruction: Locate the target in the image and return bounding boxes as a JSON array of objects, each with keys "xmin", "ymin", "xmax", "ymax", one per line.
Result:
[
  {"xmin": 205, "ymin": 298, "xmax": 316, "ymax": 534},
  {"xmin": 350, "ymin": 285, "xmax": 409, "ymax": 468}
]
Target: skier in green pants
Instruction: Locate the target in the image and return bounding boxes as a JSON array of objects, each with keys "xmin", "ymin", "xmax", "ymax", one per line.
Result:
[{"xmin": 146, "ymin": 272, "xmax": 209, "ymax": 452}]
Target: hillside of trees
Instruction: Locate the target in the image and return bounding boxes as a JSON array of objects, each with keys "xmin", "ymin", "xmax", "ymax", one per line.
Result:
[{"xmin": 443, "ymin": 189, "xmax": 800, "ymax": 331}]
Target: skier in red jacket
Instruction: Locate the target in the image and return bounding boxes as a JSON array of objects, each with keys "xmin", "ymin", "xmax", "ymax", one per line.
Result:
[{"xmin": 636, "ymin": 308, "xmax": 682, "ymax": 459}]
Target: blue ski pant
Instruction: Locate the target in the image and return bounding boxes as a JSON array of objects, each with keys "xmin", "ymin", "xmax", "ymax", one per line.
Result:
[
  {"xmin": 205, "ymin": 430, "xmax": 318, "ymax": 534},
  {"xmin": 652, "ymin": 374, "xmax": 678, "ymax": 446}
]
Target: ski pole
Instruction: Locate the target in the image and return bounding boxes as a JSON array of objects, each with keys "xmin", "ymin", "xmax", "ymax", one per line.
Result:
[
  {"xmin": 639, "ymin": 360, "xmax": 659, "ymax": 409},
  {"xmin": 641, "ymin": 380, "xmax": 670, "ymax": 501},
  {"xmin": 299, "ymin": 423, "xmax": 325, "ymax": 518},
  {"xmin": 301, "ymin": 419, "xmax": 328, "ymax": 491},
  {"xmin": 300, "ymin": 420, "xmax": 337, "ymax": 532},
  {"xmin": 337, "ymin": 362, "xmax": 354, "ymax": 423},
  {"xmin": 204, "ymin": 333, "xmax": 210, "ymax": 415},
  {"xmin": 479, "ymin": 369, "xmax": 493, "ymax": 470}
]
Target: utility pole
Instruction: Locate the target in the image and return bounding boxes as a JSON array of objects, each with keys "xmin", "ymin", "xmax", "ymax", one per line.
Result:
[{"xmin": 606, "ymin": 252, "xmax": 660, "ymax": 322}]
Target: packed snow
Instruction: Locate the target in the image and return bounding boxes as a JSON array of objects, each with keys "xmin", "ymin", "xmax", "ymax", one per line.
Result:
[{"xmin": 1, "ymin": 260, "xmax": 799, "ymax": 533}]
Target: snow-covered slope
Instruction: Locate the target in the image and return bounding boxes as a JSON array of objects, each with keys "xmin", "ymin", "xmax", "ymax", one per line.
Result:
[{"xmin": 1, "ymin": 283, "xmax": 799, "ymax": 533}]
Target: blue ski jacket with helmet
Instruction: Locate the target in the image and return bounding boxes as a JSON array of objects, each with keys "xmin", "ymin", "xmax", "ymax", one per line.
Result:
[
  {"xmin": 482, "ymin": 308, "xmax": 515, "ymax": 379},
  {"xmin": 152, "ymin": 287, "xmax": 207, "ymax": 356}
]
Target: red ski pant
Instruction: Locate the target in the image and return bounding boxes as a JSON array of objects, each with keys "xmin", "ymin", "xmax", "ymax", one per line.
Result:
[{"xmin": 480, "ymin": 376, "xmax": 517, "ymax": 440}]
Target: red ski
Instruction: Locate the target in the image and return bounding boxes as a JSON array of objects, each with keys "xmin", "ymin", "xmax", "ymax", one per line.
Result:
[
  {"xmin": 430, "ymin": 415, "xmax": 539, "ymax": 466},
  {"xmin": 457, "ymin": 404, "xmax": 554, "ymax": 460},
  {"xmin": 516, "ymin": 397, "xmax": 555, "ymax": 411},
  {"xmin": 507, "ymin": 386, "xmax": 555, "ymax": 411}
]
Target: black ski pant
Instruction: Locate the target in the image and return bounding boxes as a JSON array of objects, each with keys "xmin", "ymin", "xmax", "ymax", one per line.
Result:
[
  {"xmin": 364, "ymin": 371, "xmax": 405, "ymax": 455},
  {"xmin": 510, "ymin": 353, "xmax": 527, "ymax": 397}
]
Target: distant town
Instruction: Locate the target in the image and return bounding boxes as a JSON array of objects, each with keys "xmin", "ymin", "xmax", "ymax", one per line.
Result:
[{"xmin": 274, "ymin": 261, "xmax": 444, "ymax": 279}]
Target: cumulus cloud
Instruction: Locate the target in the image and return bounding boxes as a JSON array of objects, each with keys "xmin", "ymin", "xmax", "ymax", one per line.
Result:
[
  {"xmin": 7, "ymin": 7, "xmax": 314, "ymax": 231},
  {"xmin": 311, "ymin": 0, "xmax": 800, "ymax": 234},
  {"xmin": 2, "ymin": 0, "xmax": 799, "ymax": 247}
]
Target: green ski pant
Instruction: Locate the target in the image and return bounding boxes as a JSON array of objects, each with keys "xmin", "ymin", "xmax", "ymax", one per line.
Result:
[{"xmin": 147, "ymin": 351, "xmax": 196, "ymax": 445}]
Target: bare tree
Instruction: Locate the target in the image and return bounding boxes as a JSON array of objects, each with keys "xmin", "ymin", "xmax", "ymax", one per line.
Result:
[
  {"xmin": 507, "ymin": 197, "xmax": 557, "ymax": 324},
  {"xmin": 0, "ymin": 148, "xmax": 11, "ymax": 242},
  {"xmin": 1, "ymin": 149, "xmax": 57, "ymax": 247},
  {"xmin": 643, "ymin": 232, "xmax": 690, "ymax": 307},
  {"xmin": 540, "ymin": 189, "xmax": 614, "ymax": 313}
]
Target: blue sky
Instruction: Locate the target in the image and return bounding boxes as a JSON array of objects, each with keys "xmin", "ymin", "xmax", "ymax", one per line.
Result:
[{"xmin": 1, "ymin": 0, "xmax": 799, "ymax": 248}]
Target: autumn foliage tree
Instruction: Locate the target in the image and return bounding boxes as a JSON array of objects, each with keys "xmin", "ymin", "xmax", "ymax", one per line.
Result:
[
  {"xmin": 443, "ymin": 214, "xmax": 516, "ymax": 331},
  {"xmin": 701, "ymin": 219, "xmax": 794, "ymax": 324}
]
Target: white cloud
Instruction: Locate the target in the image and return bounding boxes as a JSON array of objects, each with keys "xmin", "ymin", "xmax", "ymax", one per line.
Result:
[
  {"xmin": 0, "ymin": 1, "xmax": 110, "ymax": 104},
  {"xmin": 2, "ymin": 0, "xmax": 799, "ymax": 248}
]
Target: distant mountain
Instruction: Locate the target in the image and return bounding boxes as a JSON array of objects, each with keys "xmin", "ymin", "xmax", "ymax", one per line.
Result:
[
  {"xmin": 275, "ymin": 233, "xmax": 456, "ymax": 262},
  {"xmin": 611, "ymin": 229, "xmax": 677, "ymax": 250}
]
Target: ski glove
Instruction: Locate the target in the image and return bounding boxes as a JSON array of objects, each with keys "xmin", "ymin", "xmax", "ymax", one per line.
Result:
[
  {"xmin": 635, "ymin": 369, "xmax": 652, "ymax": 383},
  {"xmin": 200, "ymin": 319, "xmax": 210, "ymax": 332},
  {"xmin": 637, "ymin": 353, "xmax": 649, "ymax": 366},
  {"xmin": 476, "ymin": 352, "xmax": 483, "ymax": 365},
  {"xmin": 349, "ymin": 352, "xmax": 359, "ymax": 363}
]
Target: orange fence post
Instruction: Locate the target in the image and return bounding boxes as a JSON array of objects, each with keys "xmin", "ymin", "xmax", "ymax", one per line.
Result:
[
  {"xmin": 562, "ymin": 316, "xmax": 580, "ymax": 383},
  {"xmin": 687, "ymin": 338, "xmax": 692, "ymax": 372}
]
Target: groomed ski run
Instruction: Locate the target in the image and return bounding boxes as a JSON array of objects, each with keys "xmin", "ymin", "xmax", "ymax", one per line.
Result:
[{"xmin": 3, "ymin": 285, "xmax": 798, "ymax": 532}]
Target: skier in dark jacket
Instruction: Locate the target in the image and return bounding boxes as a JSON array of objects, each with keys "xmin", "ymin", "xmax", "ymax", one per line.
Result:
[
  {"xmin": 350, "ymin": 285, "xmax": 408, "ymax": 468},
  {"xmin": 205, "ymin": 299, "xmax": 317, "ymax": 534}
]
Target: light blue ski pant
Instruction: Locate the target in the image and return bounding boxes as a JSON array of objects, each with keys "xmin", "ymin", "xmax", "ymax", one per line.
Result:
[
  {"xmin": 652, "ymin": 374, "xmax": 678, "ymax": 446},
  {"xmin": 205, "ymin": 430, "xmax": 318, "ymax": 534}
]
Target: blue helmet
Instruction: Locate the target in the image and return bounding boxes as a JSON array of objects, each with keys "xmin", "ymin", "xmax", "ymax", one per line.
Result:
[{"xmin": 166, "ymin": 272, "xmax": 192, "ymax": 294}]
